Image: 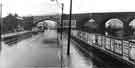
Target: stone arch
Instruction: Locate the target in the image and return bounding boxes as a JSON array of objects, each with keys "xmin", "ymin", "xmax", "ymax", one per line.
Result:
[
  {"xmin": 37, "ymin": 20, "xmax": 57, "ymax": 29},
  {"xmin": 129, "ymin": 19, "xmax": 135, "ymax": 35},
  {"xmin": 129, "ymin": 19, "xmax": 135, "ymax": 29},
  {"xmin": 44, "ymin": 20, "xmax": 57, "ymax": 29},
  {"xmin": 105, "ymin": 18, "xmax": 124, "ymax": 29},
  {"xmin": 105, "ymin": 18, "xmax": 124, "ymax": 37}
]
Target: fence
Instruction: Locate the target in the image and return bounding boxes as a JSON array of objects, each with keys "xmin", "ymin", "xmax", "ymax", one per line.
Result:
[{"xmin": 71, "ymin": 29, "xmax": 135, "ymax": 65}]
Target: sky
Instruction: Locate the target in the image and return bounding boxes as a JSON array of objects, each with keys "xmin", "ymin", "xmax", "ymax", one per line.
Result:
[
  {"xmin": 1, "ymin": 0, "xmax": 135, "ymax": 17},
  {"xmin": 2, "ymin": 0, "xmax": 59, "ymax": 17}
]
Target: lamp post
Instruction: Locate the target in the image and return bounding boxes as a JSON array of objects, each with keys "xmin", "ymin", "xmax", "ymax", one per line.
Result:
[
  {"xmin": 60, "ymin": 3, "xmax": 64, "ymax": 40},
  {"xmin": 52, "ymin": 1, "xmax": 64, "ymax": 67},
  {"xmin": 67, "ymin": 0, "xmax": 72, "ymax": 55},
  {"xmin": 53, "ymin": 0, "xmax": 64, "ymax": 40}
]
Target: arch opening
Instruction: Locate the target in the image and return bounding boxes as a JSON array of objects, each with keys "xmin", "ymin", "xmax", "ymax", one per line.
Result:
[{"xmin": 105, "ymin": 18, "xmax": 124, "ymax": 37}]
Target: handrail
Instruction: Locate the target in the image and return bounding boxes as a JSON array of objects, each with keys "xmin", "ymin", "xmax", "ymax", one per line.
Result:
[
  {"xmin": 71, "ymin": 29, "xmax": 135, "ymax": 66},
  {"xmin": 78, "ymin": 29, "xmax": 135, "ymax": 43}
]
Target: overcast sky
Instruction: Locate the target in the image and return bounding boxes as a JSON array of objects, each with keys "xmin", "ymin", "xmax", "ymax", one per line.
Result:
[{"xmin": 1, "ymin": 0, "xmax": 135, "ymax": 17}]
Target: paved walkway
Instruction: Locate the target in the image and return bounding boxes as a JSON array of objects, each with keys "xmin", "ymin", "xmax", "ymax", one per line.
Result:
[{"xmin": 60, "ymin": 34, "xmax": 93, "ymax": 68}]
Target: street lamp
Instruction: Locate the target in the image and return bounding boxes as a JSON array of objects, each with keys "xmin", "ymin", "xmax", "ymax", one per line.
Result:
[
  {"xmin": 51, "ymin": 0, "xmax": 64, "ymax": 67},
  {"xmin": 60, "ymin": 3, "xmax": 64, "ymax": 40},
  {"xmin": 50, "ymin": 0, "xmax": 72, "ymax": 55},
  {"xmin": 67, "ymin": 0, "xmax": 72, "ymax": 55},
  {"xmin": 51, "ymin": 0, "xmax": 64, "ymax": 40}
]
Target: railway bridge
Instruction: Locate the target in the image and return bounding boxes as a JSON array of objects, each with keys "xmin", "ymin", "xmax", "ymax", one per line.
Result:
[{"xmin": 62, "ymin": 12, "xmax": 135, "ymax": 67}]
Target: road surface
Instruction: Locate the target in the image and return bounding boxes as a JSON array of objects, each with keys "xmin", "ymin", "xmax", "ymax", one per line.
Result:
[
  {"xmin": 1, "ymin": 30, "xmax": 131, "ymax": 68},
  {"xmin": 0, "ymin": 30, "xmax": 62, "ymax": 68}
]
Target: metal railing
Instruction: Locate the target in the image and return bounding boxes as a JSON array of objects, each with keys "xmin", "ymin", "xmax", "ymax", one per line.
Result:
[{"xmin": 71, "ymin": 29, "xmax": 135, "ymax": 65}]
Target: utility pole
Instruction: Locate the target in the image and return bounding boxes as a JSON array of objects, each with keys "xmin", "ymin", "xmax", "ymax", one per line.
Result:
[
  {"xmin": 67, "ymin": 0, "xmax": 72, "ymax": 55},
  {"xmin": 60, "ymin": 3, "xmax": 64, "ymax": 40}
]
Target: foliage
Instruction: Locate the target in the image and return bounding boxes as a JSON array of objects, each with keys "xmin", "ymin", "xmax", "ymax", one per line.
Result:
[
  {"xmin": 2, "ymin": 14, "xmax": 18, "ymax": 34},
  {"xmin": 1, "ymin": 14, "xmax": 35, "ymax": 34},
  {"xmin": 23, "ymin": 16, "xmax": 34, "ymax": 30}
]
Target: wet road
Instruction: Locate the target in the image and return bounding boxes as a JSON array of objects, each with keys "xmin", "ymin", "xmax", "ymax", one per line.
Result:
[
  {"xmin": 1, "ymin": 30, "xmax": 134, "ymax": 68},
  {"xmin": 0, "ymin": 30, "xmax": 95, "ymax": 68},
  {"xmin": 0, "ymin": 30, "xmax": 62, "ymax": 68}
]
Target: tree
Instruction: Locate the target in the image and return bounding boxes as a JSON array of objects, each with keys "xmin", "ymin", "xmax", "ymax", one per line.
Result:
[
  {"xmin": 2, "ymin": 13, "xmax": 19, "ymax": 33},
  {"xmin": 23, "ymin": 16, "xmax": 34, "ymax": 30}
]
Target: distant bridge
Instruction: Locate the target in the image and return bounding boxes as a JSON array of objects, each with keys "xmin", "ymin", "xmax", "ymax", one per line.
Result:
[{"xmin": 33, "ymin": 15, "xmax": 61, "ymax": 25}]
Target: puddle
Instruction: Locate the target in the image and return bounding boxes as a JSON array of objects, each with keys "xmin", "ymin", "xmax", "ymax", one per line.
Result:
[{"xmin": 42, "ymin": 39, "xmax": 58, "ymax": 44}]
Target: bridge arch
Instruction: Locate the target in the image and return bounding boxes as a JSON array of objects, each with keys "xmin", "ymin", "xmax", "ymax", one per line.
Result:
[
  {"xmin": 105, "ymin": 18, "xmax": 124, "ymax": 29},
  {"xmin": 105, "ymin": 18, "xmax": 124, "ymax": 36},
  {"xmin": 36, "ymin": 20, "xmax": 57, "ymax": 29},
  {"xmin": 129, "ymin": 19, "xmax": 135, "ymax": 29},
  {"xmin": 129, "ymin": 19, "xmax": 135, "ymax": 35}
]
